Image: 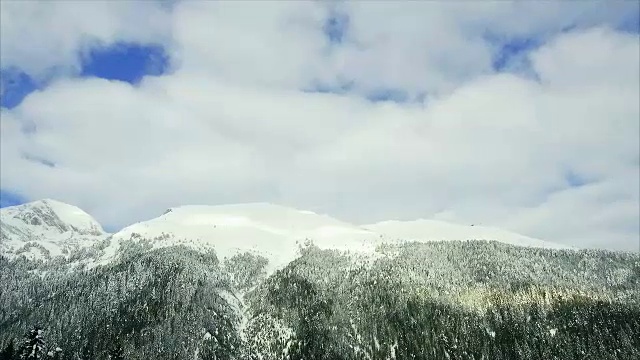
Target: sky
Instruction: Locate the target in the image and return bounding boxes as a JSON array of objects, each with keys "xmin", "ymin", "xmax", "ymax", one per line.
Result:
[{"xmin": 1, "ymin": 1, "xmax": 639, "ymax": 251}]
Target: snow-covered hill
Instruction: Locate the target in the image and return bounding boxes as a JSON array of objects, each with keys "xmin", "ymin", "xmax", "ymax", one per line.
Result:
[
  {"xmin": 1, "ymin": 199, "xmax": 572, "ymax": 265},
  {"xmin": 0, "ymin": 199, "xmax": 108, "ymax": 260},
  {"xmin": 364, "ymin": 219, "xmax": 573, "ymax": 250},
  {"xmin": 98, "ymin": 203, "xmax": 381, "ymax": 270}
]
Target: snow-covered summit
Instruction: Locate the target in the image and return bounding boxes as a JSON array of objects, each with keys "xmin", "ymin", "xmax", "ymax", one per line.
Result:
[
  {"xmin": 2, "ymin": 199, "xmax": 105, "ymax": 235},
  {"xmin": 1, "ymin": 199, "xmax": 573, "ymax": 265},
  {"xmin": 100, "ymin": 202, "xmax": 380, "ymax": 270},
  {"xmin": 0, "ymin": 199, "xmax": 107, "ymax": 260},
  {"xmin": 157, "ymin": 202, "xmax": 366, "ymax": 235}
]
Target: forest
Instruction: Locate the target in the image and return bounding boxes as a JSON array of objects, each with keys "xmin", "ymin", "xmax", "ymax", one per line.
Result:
[{"xmin": 1, "ymin": 240, "xmax": 638, "ymax": 359}]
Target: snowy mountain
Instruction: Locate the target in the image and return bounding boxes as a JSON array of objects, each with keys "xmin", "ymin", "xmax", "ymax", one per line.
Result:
[
  {"xmin": 0, "ymin": 199, "xmax": 108, "ymax": 260},
  {"xmin": 0, "ymin": 199, "xmax": 572, "ymax": 265},
  {"xmin": 97, "ymin": 203, "xmax": 382, "ymax": 271},
  {"xmin": 1, "ymin": 200, "xmax": 638, "ymax": 360}
]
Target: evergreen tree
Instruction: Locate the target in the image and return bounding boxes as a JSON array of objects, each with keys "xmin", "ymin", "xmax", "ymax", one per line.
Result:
[
  {"xmin": 18, "ymin": 326, "xmax": 45, "ymax": 360},
  {"xmin": 46, "ymin": 347, "xmax": 62, "ymax": 360},
  {"xmin": 107, "ymin": 345, "xmax": 124, "ymax": 360},
  {"xmin": 0, "ymin": 340, "xmax": 16, "ymax": 360}
]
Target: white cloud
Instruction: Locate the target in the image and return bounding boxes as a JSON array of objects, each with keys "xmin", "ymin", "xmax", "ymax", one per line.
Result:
[
  {"xmin": 319, "ymin": 1, "xmax": 638, "ymax": 96},
  {"xmin": 503, "ymin": 171, "xmax": 639, "ymax": 251},
  {"xmin": 0, "ymin": 2, "xmax": 638, "ymax": 250},
  {"xmin": 171, "ymin": 1, "xmax": 329, "ymax": 89},
  {"xmin": 532, "ymin": 27, "xmax": 640, "ymax": 90}
]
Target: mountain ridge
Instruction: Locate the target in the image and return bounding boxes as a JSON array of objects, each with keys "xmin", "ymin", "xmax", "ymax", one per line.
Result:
[{"xmin": 1, "ymin": 199, "xmax": 572, "ymax": 264}]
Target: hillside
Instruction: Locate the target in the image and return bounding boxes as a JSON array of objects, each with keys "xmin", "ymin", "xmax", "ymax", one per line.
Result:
[
  {"xmin": 245, "ymin": 242, "xmax": 639, "ymax": 359},
  {"xmin": 97, "ymin": 202, "xmax": 381, "ymax": 271}
]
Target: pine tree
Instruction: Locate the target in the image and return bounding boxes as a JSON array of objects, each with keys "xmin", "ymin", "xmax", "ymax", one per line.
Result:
[
  {"xmin": 46, "ymin": 348, "xmax": 62, "ymax": 360},
  {"xmin": 0, "ymin": 340, "xmax": 16, "ymax": 360},
  {"xmin": 108, "ymin": 345, "xmax": 124, "ymax": 360},
  {"xmin": 18, "ymin": 326, "xmax": 46, "ymax": 360}
]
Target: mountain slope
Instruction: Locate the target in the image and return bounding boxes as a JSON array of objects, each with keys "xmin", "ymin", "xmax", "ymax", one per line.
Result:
[
  {"xmin": 3, "ymin": 240, "xmax": 635, "ymax": 360},
  {"xmin": 0, "ymin": 199, "xmax": 108, "ymax": 260},
  {"xmin": 365, "ymin": 219, "xmax": 572, "ymax": 249},
  {"xmin": 97, "ymin": 203, "xmax": 381, "ymax": 271},
  {"xmin": 245, "ymin": 242, "xmax": 639, "ymax": 359},
  {"xmin": 0, "ymin": 246, "xmax": 244, "ymax": 360}
]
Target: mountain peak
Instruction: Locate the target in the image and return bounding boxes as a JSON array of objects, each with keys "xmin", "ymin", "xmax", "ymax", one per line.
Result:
[
  {"xmin": 1, "ymin": 198, "xmax": 105, "ymax": 236},
  {"xmin": 159, "ymin": 202, "xmax": 328, "ymax": 222},
  {"xmin": 105, "ymin": 201, "xmax": 378, "ymax": 271}
]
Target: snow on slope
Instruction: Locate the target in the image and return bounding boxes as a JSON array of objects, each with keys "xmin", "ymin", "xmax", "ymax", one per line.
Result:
[
  {"xmin": 98, "ymin": 203, "xmax": 381, "ymax": 270},
  {"xmin": 2, "ymin": 199, "xmax": 572, "ymax": 265},
  {"xmin": 0, "ymin": 199, "xmax": 108, "ymax": 260},
  {"xmin": 364, "ymin": 219, "xmax": 572, "ymax": 250}
]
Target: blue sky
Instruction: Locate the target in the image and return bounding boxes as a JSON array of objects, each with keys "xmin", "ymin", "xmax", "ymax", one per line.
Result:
[
  {"xmin": 80, "ymin": 43, "xmax": 169, "ymax": 84},
  {"xmin": 0, "ymin": 69, "xmax": 37, "ymax": 109},
  {"xmin": 0, "ymin": 190, "xmax": 24, "ymax": 208},
  {"xmin": 1, "ymin": 43, "xmax": 170, "ymax": 110}
]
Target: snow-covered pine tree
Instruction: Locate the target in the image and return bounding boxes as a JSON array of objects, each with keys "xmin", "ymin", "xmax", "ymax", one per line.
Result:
[
  {"xmin": 46, "ymin": 347, "xmax": 62, "ymax": 360},
  {"xmin": 18, "ymin": 326, "xmax": 46, "ymax": 360}
]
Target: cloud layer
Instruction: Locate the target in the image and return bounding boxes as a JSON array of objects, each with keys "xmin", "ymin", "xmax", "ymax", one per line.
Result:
[{"xmin": 1, "ymin": 1, "xmax": 638, "ymax": 250}]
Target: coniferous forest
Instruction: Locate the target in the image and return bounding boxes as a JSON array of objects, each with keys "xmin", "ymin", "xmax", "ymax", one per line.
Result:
[{"xmin": 1, "ymin": 240, "xmax": 639, "ymax": 359}]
